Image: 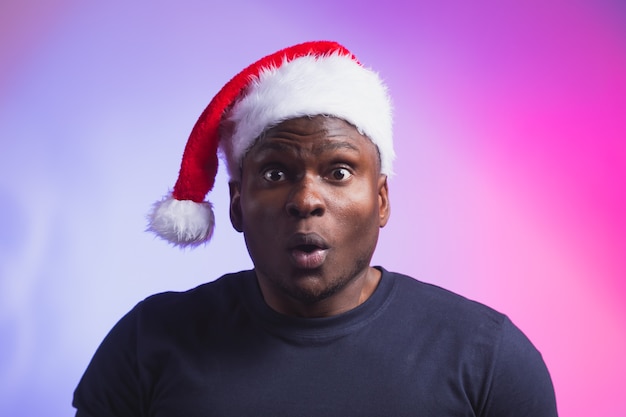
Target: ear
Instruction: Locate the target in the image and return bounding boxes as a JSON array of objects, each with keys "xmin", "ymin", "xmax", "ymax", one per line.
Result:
[
  {"xmin": 229, "ymin": 181, "xmax": 244, "ymax": 232},
  {"xmin": 377, "ymin": 175, "xmax": 390, "ymax": 228}
]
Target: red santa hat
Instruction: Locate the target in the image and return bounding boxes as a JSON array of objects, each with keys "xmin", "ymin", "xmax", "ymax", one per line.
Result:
[{"xmin": 148, "ymin": 40, "xmax": 394, "ymax": 247}]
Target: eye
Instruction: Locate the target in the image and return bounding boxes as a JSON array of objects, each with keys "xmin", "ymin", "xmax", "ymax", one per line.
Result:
[
  {"xmin": 329, "ymin": 168, "xmax": 352, "ymax": 181},
  {"xmin": 263, "ymin": 168, "xmax": 286, "ymax": 182}
]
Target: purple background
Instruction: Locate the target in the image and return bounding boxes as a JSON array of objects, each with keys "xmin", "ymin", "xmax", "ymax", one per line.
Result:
[{"xmin": 1, "ymin": 0, "xmax": 625, "ymax": 415}]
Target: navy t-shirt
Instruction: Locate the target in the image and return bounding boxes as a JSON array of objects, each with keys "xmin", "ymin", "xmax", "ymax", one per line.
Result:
[{"xmin": 73, "ymin": 268, "xmax": 557, "ymax": 416}]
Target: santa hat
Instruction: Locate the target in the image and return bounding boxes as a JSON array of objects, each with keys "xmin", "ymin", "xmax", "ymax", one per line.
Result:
[{"xmin": 147, "ymin": 40, "xmax": 394, "ymax": 247}]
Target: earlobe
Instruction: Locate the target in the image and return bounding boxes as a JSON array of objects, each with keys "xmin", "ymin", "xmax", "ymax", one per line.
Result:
[
  {"xmin": 229, "ymin": 181, "xmax": 244, "ymax": 232},
  {"xmin": 378, "ymin": 175, "xmax": 390, "ymax": 228}
]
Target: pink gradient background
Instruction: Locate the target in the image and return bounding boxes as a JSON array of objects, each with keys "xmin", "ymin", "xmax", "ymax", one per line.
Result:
[{"xmin": 1, "ymin": 1, "xmax": 624, "ymax": 416}]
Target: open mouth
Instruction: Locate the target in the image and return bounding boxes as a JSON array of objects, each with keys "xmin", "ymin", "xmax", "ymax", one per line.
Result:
[
  {"xmin": 287, "ymin": 233, "xmax": 329, "ymax": 250},
  {"xmin": 288, "ymin": 234, "xmax": 329, "ymax": 269},
  {"xmin": 296, "ymin": 244, "xmax": 322, "ymax": 253}
]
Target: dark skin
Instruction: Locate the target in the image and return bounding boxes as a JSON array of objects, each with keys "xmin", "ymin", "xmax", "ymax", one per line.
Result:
[{"xmin": 229, "ymin": 116, "xmax": 390, "ymax": 318}]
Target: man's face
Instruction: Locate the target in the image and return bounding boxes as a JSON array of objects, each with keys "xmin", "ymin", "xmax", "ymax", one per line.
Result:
[{"xmin": 229, "ymin": 116, "xmax": 390, "ymax": 315}]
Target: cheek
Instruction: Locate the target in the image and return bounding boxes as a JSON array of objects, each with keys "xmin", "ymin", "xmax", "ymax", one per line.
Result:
[
  {"xmin": 240, "ymin": 189, "xmax": 284, "ymax": 227},
  {"xmin": 331, "ymin": 187, "xmax": 381, "ymax": 230}
]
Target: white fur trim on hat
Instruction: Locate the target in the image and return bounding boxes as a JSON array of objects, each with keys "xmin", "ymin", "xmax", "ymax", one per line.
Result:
[
  {"xmin": 147, "ymin": 194, "xmax": 215, "ymax": 247},
  {"xmin": 220, "ymin": 53, "xmax": 394, "ymax": 179}
]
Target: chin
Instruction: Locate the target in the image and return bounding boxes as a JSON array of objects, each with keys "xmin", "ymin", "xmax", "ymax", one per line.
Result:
[{"xmin": 280, "ymin": 274, "xmax": 345, "ymax": 305}]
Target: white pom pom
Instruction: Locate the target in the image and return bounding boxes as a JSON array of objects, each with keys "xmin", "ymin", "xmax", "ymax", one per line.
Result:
[{"xmin": 147, "ymin": 194, "xmax": 215, "ymax": 247}]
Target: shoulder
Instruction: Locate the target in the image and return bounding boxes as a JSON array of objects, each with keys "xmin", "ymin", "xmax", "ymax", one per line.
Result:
[
  {"xmin": 124, "ymin": 270, "xmax": 256, "ymax": 336},
  {"xmin": 382, "ymin": 269, "xmax": 507, "ymax": 331},
  {"xmin": 381, "ymin": 269, "xmax": 557, "ymax": 416},
  {"xmin": 138, "ymin": 270, "xmax": 253, "ymax": 313}
]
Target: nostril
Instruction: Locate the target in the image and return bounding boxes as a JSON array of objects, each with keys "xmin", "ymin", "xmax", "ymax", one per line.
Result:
[
  {"xmin": 310, "ymin": 207, "xmax": 324, "ymax": 217},
  {"xmin": 287, "ymin": 205, "xmax": 301, "ymax": 217},
  {"xmin": 286, "ymin": 202, "xmax": 325, "ymax": 218}
]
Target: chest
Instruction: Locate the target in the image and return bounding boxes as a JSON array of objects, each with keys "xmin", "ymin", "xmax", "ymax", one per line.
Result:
[{"xmin": 141, "ymin": 326, "xmax": 486, "ymax": 417}]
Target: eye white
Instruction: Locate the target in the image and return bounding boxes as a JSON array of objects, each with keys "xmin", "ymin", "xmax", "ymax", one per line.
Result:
[
  {"xmin": 263, "ymin": 169, "xmax": 285, "ymax": 182},
  {"xmin": 331, "ymin": 168, "xmax": 352, "ymax": 181}
]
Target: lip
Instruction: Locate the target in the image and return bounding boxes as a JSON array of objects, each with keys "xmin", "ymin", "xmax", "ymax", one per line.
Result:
[
  {"xmin": 287, "ymin": 233, "xmax": 329, "ymax": 250},
  {"xmin": 287, "ymin": 233, "xmax": 329, "ymax": 269}
]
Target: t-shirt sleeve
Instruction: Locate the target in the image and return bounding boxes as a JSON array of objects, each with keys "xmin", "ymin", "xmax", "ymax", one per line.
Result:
[
  {"xmin": 73, "ymin": 305, "xmax": 143, "ymax": 417},
  {"xmin": 482, "ymin": 317, "xmax": 558, "ymax": 417}
]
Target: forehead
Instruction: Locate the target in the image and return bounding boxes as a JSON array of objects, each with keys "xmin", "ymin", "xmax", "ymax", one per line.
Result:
[{"xmin": 250, "ymin": 116, "xmax": 379, "ymax": 157}]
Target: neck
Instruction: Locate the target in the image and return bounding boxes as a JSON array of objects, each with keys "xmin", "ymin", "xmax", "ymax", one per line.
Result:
[{"xmin": 257, "ymin": 267, "xmax": 382, "ymax": 318}]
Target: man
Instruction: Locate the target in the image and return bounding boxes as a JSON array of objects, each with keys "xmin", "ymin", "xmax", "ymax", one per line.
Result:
[{"xmin": 74, "ymin": 41, "xmax": 557, "ymax": 416}]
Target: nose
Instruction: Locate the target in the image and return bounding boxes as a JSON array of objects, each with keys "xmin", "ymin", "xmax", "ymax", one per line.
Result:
[{"xmin": 285, "ymin": 175, "xmax": 325, "ymax": 218}]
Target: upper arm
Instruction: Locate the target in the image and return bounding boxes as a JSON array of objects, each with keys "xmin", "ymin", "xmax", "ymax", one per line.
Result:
[
  {"xmin": 73, "ymin": 307, "xmax": 143, "ymax": 417},
  {"xmin": 481, "ymin": 317, "xmax": 558, "ymax": 417}
]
